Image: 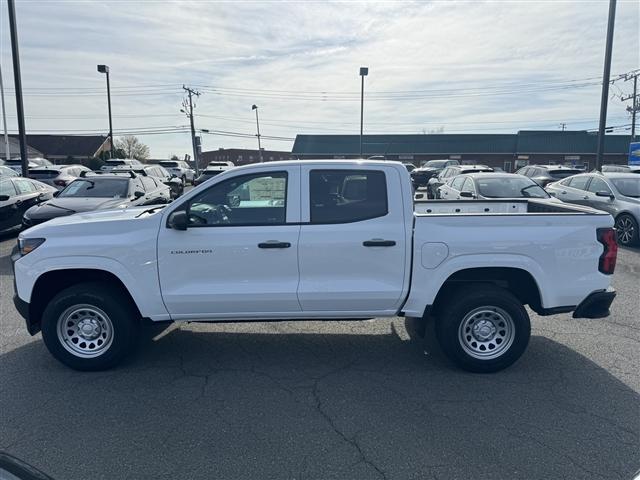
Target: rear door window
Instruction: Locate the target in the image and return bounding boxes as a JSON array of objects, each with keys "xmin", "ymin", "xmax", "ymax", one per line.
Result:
[
  {"xmin": 0, "ymin": 179, "xmax": 17, "ymax": 197},
  {"xmin": 451, "ymin": 176, "xmax": 466, "ymax": 190},
  {"xmin": 140, "ymin": 176, "xmax": 156, "ymax": 192},
  {"xmin": 568, "ymin": 176, "xmax": 590, "ymax": 191},
  {"xmin": 461, "ymin": 178, "xmax": 475, "ymax": 193},
  {"xmin": 310, "ymin": 170, "xmax": 387, "ymax": 224},
  {"xmin": 14, "ymin": 179, "xmax": 36, "ymax": 194}
]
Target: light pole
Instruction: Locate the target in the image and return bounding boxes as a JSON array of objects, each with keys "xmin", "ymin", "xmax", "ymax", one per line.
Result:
[
  {"xmin": 97, "ymin": 65, "xmax": 114, "ymax": 158},
  {"xmin": 252, "ymin": 104, "xmax": 263, "ymax": 162},
  {"xmin": 0, "ymin": 64, "xmax": 10, "ymax": 160},
  {"xmin": 7, "ymin": 0, "xmax": 28, "ymax": 177},
  {"xmin": 359, "ymin": 67, "xmax": 368, "ymax": 157},
  {"xmin": 595, "ymin": 0, "xmax": 616, "ymax": 171}
]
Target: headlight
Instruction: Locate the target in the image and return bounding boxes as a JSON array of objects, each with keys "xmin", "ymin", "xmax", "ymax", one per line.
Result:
[{"xmin": 18, "ymin": 237, "xmax": 45, "ymax": 255}]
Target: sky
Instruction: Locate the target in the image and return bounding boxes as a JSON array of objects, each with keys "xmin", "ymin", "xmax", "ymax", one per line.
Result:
[{"xmin": 0, "ymin": 0, "xmax": 639, "ymax": 159}]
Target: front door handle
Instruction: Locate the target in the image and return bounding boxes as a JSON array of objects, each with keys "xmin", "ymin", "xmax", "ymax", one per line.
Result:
[
  {"xmin": 258, "ymin": 241, "xmax": 291, "ymax": 249},
  {"xmin": 363, "ymin": 239, "xmax": 396, "ymax": 247}
]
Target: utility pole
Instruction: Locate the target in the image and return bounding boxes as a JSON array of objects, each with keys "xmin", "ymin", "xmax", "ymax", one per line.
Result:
[
  {"xmin": 359, "ymin": 67, "xmax": 368, "ymax": 157},
  {"xmin": 560, "ymin": 123, "xmax": 567, "ymax": 131},
  {"xmin": 97, "ymin": 65, "xmax": 113, "ymax": 158},
  {"xmin": 0, "ymin": 64, "xmax": 10, "ymax": 160},
  {"xmin": 620, "ymin": 70, "xmax": 639, "ymax": 141},
  {"xmin": 7, "ymin": 0, "xmax": 29, "ymax": 177},
  {"xmin": 596, "ymin": 0, "xmax": 616, "ymax": 171},
  {"xmin": 182, "ymin": 85, "xmax": 201, "ymax": 176}
]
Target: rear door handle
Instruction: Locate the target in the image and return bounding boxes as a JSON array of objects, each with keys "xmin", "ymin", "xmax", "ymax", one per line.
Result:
[
  {"xmin": 258, "ymin": 241, "xmax": 291, "ymax": 249},
  {"xmin": 363, "ymin": 239, "xmax": 396, "ymax": 247}
]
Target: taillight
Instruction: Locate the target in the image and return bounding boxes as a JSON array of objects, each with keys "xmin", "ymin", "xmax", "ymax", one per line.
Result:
[
  {"xmin": 597, "ymin": 228, "xmax": 617, "ymax": 275},
  {"xmin": 54, "ymin": 179, "xmax": 67, "ymax": 187}
]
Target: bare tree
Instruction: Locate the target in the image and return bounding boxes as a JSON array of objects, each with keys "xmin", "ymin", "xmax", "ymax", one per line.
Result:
[{"xmin": 115, "ymin": 136, "xmax": 150, "ymax": 160}]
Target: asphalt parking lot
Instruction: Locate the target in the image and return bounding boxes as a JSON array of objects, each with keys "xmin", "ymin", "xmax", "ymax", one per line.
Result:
[{"xmin": 0, "ymin": 233, "xmax": 638, "ymax": 480}]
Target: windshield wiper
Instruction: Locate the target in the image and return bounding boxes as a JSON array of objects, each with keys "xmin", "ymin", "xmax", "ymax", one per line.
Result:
[
  {"xmin": 45, "ymin": 203, "xmax": 77, "ymax": 213},
  {"xmin": 135, "ymin": 205, "xmax": 166, "ymax": 218}
]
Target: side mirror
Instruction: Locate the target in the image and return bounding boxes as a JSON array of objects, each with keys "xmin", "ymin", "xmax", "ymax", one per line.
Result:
[
  {"xmin": 595, "ymin": 191, "xmax": 614, "ymax": 199},
  {"xmin": 133, "ymin": 190, "xmax": 145, "ymax": 200},
  {"xmin": 0, "ymin": 194, "xmax": 9, "ymax": 201},
  {"xmin": 53, "ymin": 190, "xmax": 60, "ymax": 197},
  {"xmin": 167, "ymin": 210, "xmax": 188, "ymax": 230},
  {"xmin": 459, "ymin": 191, "xmax": 475, "ymax": 198}
]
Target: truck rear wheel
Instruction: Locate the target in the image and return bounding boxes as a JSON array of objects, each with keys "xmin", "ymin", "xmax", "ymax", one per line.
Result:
[
  {"xmin": 41, "ymin": 282, "xmax": 140, "ymax": 371},
  {"xmin": 435, "ymin": 285, "xmax": 530, "ymax": 373}
]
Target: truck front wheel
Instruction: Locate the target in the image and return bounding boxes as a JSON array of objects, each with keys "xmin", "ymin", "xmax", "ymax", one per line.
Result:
[
  {"xmin": 435, "ymin": 285, "xmax": 530, "ymax": 373},
  {"xmin": 41, "ymin": 282, "xmax": 140, "ymax": 371}
]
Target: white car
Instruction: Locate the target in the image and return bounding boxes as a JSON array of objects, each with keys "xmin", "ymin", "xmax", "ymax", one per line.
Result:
[
  {"xmin": 436, "ymin": 173, "xmax": 561, "ymax": 202},
  {"xmin": 100, "ymin": 158, "xmax": 142, "ymax": 171},
  {"xmin": 158, "ymin": 160, "xmax": 195, "ymax": 185},
  {"xmin": 12, "ymin": 160, "xmax": 617, "ymax": 372}
]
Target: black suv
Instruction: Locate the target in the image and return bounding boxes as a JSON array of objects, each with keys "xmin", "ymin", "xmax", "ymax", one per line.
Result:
[
  {"xmin": 516, "ymin": 165, "xmax": 583, "ymax": 187},
  {"xmin": 410, "ymin": 159, "xmax": 460, "ymax": 189}
]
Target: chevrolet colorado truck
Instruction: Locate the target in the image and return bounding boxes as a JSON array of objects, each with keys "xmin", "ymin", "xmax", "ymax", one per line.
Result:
[{"xmin": 12, "ymin": 160, "xmax": 618, "ymax": 372}]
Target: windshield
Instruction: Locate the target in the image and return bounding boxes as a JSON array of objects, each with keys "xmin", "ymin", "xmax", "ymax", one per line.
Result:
[
  {"xmin": 423, "ymin": 160, "xmax": 448, "ymax": 168},
  {"xmin": 159, "ymin": 161, "xmax": 179, "ymax": 167},
  {"xmin": 105, "ymin": 160, "xmax": 126, "ymax": 166},
  {"xmin": 58, "ymin": 178, "xmax": 129, "ymax": 198},
  {"xmin": 476, "ymin": 177, "xmax": 550, "ymax": 198},
  {"xmin": 208, "ymin": 162, "xmax": 229, "ymax": 167},
  {"xmin": 549, "ymin": 169, "xmax": 582, "ymax": 179},
  {"xmin": 611, "ymin": 178, "xmax": 640, "ymax": 198}
]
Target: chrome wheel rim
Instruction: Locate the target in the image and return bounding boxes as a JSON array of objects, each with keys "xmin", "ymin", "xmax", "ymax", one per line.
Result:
[
  {"xmin": 458, "ymin": 306, "xmax": 515, "ymax": 360},
  {"xmin": 615, "ymin": 217, "xmax": 635, "ymax": 245},
  {"xmin": 57, "ymin": 304, "xmax": 114, "ymax": 358}
]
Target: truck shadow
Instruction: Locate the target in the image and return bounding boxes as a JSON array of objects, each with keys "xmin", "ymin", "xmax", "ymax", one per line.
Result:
[{"xmin": 0, "ymin": 326, "xmax": 638, "ymax": 480}]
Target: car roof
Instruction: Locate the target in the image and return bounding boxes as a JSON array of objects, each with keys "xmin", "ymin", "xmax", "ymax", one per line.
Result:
[
  {"xmin": 463, "ymin": 173, "xmax": 528, "ymax": 179},
  {"xmin": 600, "ymin": 172, "xmax": 640, "ymax": 179},
  {"xmin": 530, "ymin": 165, "xmax": 581, "ymax": 170}
]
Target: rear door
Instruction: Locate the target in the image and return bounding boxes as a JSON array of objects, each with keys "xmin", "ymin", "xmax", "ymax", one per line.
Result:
[
  {"xmin": 0, "ymin": 179, "xmax": 19, "ymax": 231},
  {"xmin": 13, "ymin": 178, "xmax": 41, "ymax": 218},
  {"xmin": 562, "ymin": 175, "xmax": 591, "ymax": 205},
  {"xmin": 297, "ymin": 165, "xmax": 407, "ymax": 314}
]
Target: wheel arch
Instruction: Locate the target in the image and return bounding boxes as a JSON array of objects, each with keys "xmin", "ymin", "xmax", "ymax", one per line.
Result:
[
  {"xmin": 428, "ymin": 267, "xmax": 543, "ymax": 318},
  {"xmin": 28, "ymin": 269, "xmax": 142, "ymax": 334}
]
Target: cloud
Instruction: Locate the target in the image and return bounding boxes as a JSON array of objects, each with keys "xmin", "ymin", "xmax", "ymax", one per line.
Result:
[{"xmin": 0, "ymin": 0, "xmax": 638, "ymax": 157}]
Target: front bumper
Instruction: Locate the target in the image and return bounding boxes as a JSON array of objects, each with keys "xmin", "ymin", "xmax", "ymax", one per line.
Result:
[
  {"xmin": 10, "ymin": 245, "xmax": 39, "ymax": 335},
  {"xmin": 572, "ymin": 288, "xmax": 616, "ymax": 319}
]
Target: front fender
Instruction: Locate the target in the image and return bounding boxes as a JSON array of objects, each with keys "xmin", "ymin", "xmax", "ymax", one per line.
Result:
[{"xmin": 15, "ymin": 255, "xmax": 171, "ymax": 321}]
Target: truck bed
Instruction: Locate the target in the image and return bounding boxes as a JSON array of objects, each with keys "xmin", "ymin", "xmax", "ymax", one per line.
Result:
[{"xmin": 414, "ymin": 199, "xmax": 603, "ymax": 215}]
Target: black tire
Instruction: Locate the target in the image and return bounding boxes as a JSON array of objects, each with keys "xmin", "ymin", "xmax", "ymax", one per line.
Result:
[
  {"xmin": 614, "ymin": 213, "xmax": 639, "ymax": 247},
  {"xmin": 41, "ymin": 282, "xmax": 140, "ymax": 371},
  {"xmin": 435, "ymin": 284, "xmax": 530, "ymax": 373}
]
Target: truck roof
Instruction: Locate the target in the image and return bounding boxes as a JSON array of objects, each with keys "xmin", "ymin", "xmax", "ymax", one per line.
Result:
[{"xmin": 230, "ymin": 159, "xmax": 404, "ymax": 172}]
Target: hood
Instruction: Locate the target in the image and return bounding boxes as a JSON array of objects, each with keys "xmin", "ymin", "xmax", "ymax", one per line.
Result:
[{"xmin": 24, "ymin": 197, "xmax": 130, "ymax": 220}]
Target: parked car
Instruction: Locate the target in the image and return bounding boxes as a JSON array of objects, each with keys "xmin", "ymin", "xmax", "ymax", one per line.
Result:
[
  {"xmin": 546, "ymin": 172, "xmax": 640, "ymax": 246},
  {"xmin": 193, "ymin": 165, "xmax": 233, "ymax": 186},
  {"xmin": 22, "ymin": 171, "xmax": 170, "ymax": 228},
  {"xmin": 516, "ymin": 165, "xmax": 583, "ymax": 187},
  {"xmin": 410, "ymin": 159, "xmax": 460, "ymax": 189},
  {"xmin": 601, "ymin": 164, "xmax": 640, "ymax": 174},
  {"xmin": 158, "ymin": 160, "xmax": 195, "ymax": 185},
  {"xmin": 13, "ymin": 160, "xmax": 617, "ymax": 373},
  {"xmin": 112, "ymin": 164, "xmax": 183, "ymax": 198},
  {"xmin": 100, "ymin": 158, "xmax": 143, "ymax": 171},
  {"xmin": 28, "ymin": 164, "xmax": 91, "ymax": 190},
  {"xmin": 0, "ymin": 165, "xmax": 19, "ymax": 177},
  {"xmin": 427, "ymin": 164, "xmax": 493, "ymax": 198},
  {"xmin": 5, "ymin": 157, "xmax": 53, "ymax": 175},
  {"xmin": 437, "ymin": 173, "xmax": 558, "ymax": 201},
  {"xmin": 402, "ymin": 163, "xmax": 416, "ymax": 172},
  {"xmin": 0, "ymin": 176, "xmax": 57, "ymax": 233}
]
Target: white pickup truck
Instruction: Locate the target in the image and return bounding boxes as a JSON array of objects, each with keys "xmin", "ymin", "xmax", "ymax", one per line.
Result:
[{"xmin": 12, "ymin": 160, "xmax": 618, "ymax": 372}]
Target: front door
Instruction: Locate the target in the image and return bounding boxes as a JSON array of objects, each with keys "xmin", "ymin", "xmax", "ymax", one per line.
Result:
[
  {"xmin": 297, "ymin": 166, "xmax": 408, "ymax": 314},
  {"xmin": 157, "ymin": 167, "xmax": 302, "ymax": 318}
]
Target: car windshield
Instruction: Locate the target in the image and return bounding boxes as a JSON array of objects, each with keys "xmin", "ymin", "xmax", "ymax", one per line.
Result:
[
  {"xmin": 461, "ymin": 168, "xmax": 493, "ymax": 174},
  {"xmin": 423, "ymin": 160, "xmax": 448, "ymax": 168},
  {"xmin": 105, "ymin": 160, "xmax": 127, "ymax": 166},
  {"xmin": 476, "ymin": 177, "xmax": 550, "ymax": 198},
  {"xmin": 611, "ymin": 178, "xmax": 640, "ymax": 198},
  {"xmin": 208, "ymin": 162, "xmax": 229, "ymax": 167},
  {"xmin": 159, "ymin": 161, "xmax": 179, "ymax": 167},
  {"xmin": 549, "ymin": 169, "xmax": 582, "ymax": 179},
  {"xmin": 0, "ymin": 166, "xmax": 18, "ymax": 176},
  {"xmin": 58, "ymin": 179, "xmax": 129, "ymax": 198},
  {"xmin": 29, "ymin": 169, "xmax": 61, "ymax": 179}
]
